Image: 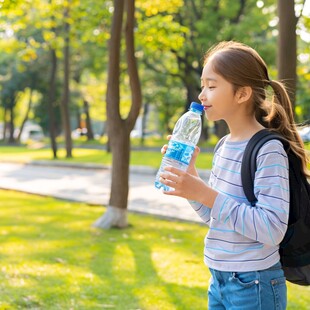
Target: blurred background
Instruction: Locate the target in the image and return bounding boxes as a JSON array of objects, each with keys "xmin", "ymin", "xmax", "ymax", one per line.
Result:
[
  {"xmin": 0, "ymin": 1, "xmax": 310, "ymax": 308},
  {"xmin": 0, "ymin": 0, "xmax": 309, "ymax": 151}
]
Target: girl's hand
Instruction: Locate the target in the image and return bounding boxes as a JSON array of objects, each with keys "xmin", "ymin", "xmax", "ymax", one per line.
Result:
[
  {"xmin": 159, "ymin": 138, "xmax": 218, "ymax": 206},
  {"xmin": 159, "ymin": 166, "xmax": 218, "ymax": 207},
  {"xmin": 161, "ymin": 135, "xmax": 171, "ymax": 155},
  {"xmin": 161, "ymin": 135, "xmax": 199, "ymax": 177},
  {"xmin": 187, "ymin": 146, "xmax": 200, "ymax": 177},
  {"xmin": 159, "ymin": 166, "xmax": 207, "ymax": 201}
]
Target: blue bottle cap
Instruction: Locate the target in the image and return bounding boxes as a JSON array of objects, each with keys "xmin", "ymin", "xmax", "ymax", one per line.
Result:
[{"xmin": 190, "ymin": 102, "xmax": 204, "ymax": 113}]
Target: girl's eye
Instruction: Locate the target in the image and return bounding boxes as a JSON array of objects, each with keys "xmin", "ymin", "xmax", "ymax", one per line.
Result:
[{"xmin": 201, "ymin": 85, "xmax": 215, "ymax": 90}]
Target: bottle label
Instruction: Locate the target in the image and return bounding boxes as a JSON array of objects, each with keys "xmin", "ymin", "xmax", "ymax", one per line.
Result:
[{"xmin": 164, "ymin": 140, "xmax": 195, "ymax": 165}]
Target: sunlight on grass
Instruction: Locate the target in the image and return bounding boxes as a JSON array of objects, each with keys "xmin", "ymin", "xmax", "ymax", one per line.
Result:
[
  {"xmin": 134, "ymin": 284, "xmax": 177, "ymax": 310},
  {"xmin": 0, "ymin": 189, "xmax": 211, "ymax": 309},
  {"xmin": 112, "ymin": 243, "xmax": 137, "ymax": 285},
  {"xmin": 0, "ymin": 189, "xmax": 309, "ymax": 309},
  {"xmin": 0, "ymin": 145, "xmax": 214, "ymax": 169},
  {"xmin": 0, "ymin": 147, "xmax": 113, "ymax": 165},
  {"xmin": 152, "ymin": 246, "xmax": 206, "ymax": 288}
]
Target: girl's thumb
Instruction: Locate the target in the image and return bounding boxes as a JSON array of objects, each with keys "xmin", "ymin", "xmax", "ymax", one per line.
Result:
[{"xmin": 191, "ymin": 146, "xmax": 200, "ymax": 163}]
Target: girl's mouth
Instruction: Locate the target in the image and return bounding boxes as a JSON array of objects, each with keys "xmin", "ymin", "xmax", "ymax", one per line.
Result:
[{"xmin": 203, "ymin": 105, "xmax": 212, "ymax": 110}]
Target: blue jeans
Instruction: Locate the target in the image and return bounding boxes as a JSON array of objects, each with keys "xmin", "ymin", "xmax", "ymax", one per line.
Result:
[{"xmin": 208, "ymin": 262, "xmax": 287, "ymax": 310}]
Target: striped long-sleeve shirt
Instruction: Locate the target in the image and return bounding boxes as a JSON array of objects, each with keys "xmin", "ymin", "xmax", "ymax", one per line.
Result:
[{"xmin": 189, "ymin": 137, "xmax": 289, "ymax": 272}]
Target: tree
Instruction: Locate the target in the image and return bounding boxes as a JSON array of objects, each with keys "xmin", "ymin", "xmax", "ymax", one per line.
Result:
[
  {"xmin": 277, "ymin": 0, "xmax": 297, "ymax": 107},
  {"xmin": 16, "ymin": 88, "xmax": 33, "ymax": 143},
  {"xmin": 93, "ymin": 0, "xmax": 142, "ymax": 229},
  {"xmin": 46, "ymin": 0, "xmax": 59, "ymax": 159},
  {"xmin": 60, "ymin": 3, "xmax": 73, "ymax": 158},
  {"xmin": 0, "ymin": 67, "xmax": 30, "ymax": 143},
  {"xmin": 136, "ymin": 0, "xmax": 278, "ymax": 137},
  {"xmin": 47, "ymin": 47, "xmax": 59, "ymax": 159},
  {"xmin": 0, "ymin": 0, "xmax": 111, "ymax": 152},
  {"xmin": 83, "ymin": 99, "xmax": 94, "ymax": 140},
  {"xmin": 277, "ymin": 0, "xmax": 307, "ymax": 109}
]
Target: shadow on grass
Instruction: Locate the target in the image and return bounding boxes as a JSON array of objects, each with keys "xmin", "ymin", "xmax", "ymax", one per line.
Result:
[
  {"xmin": 86, "ymin": 219, "xmax": 209, "ymax": 309},
  {"xmin": 0, "ymin": 190, "xmax": 309, "ymax": 309},
  {"xmin": 0, "ymin": 190, "xmax": 209, "ymax": 309}
]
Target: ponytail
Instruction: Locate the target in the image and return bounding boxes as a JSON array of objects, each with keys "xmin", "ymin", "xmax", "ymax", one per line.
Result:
[{"xmin": 265, "ymin": 80, "xmax": 309, "ymax": 177}]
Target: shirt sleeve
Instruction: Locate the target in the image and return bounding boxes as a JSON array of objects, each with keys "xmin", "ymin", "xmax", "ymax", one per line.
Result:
[
  {"xmin": 187, "ymin": 164, "xmax": 215, "ymax": 225},
  {"xmin": 188, "ymin": 200, "xmax": 211, "ymax": 225},
  {"xmin": 210, "ymin": 140, "xmax": 289, "ymax": 246}
]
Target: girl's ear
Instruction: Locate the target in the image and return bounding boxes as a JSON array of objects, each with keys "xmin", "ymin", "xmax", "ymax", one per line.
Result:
[{"xmin": 236, "ymin": 86, "xmax": 252, "ymax": 104}]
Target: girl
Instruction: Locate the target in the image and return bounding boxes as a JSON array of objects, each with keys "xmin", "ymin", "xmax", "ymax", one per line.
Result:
[{"xmin": 159, "ymin": 41, "xmax": 309, "ymax": 309}]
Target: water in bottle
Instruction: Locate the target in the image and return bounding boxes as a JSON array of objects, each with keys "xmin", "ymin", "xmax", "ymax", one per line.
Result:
[{"xmin": 155, "ymin": 102, "xmax": 203, "ymax": 192}]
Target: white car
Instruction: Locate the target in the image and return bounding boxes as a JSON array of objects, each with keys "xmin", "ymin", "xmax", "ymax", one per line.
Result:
[
  {"xmin": 15, "ymin": 123, "xmax": 44, "ymax": 143},
  {"xmin": 298, "ymin": 126, "xmax": 310, "ymax": 143}
]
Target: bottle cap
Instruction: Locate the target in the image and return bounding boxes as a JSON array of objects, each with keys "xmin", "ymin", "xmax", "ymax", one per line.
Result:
[{"xmin": 190, "ymin": 102, "xmax": 204, "ymax": 113}]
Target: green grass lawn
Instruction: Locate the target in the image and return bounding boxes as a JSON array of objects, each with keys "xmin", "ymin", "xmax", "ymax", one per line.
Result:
[
  {"xmin": 0, "ymin": 135, "xmax": 308, "ymax": 170},
  {"xmin": 0, "ymin": 146, "xmax": 214, "ymax": 170},
  {"xmin": 0, "ymin": 190, "xmax": 309, "ymax": 309},
  {"xmin": 1, "ymin": 133, "xmax": 309, "ymax": 170}
]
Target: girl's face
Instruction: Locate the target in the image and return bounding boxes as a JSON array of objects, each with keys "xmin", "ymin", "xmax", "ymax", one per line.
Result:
[{"xmin": 198, "ymin": 60, "xmax": 240, "ymax": 123}]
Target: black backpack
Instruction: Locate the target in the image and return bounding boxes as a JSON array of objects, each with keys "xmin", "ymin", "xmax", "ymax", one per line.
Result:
[{"xmin": 215, "ymin": 129, "xmax": 310, "ymax": 286}]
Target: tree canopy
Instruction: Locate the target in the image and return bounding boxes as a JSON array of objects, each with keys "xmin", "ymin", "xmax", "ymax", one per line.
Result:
[{"xmin": 0, "ymin": 0, "xmax": 309, "ymax": 143}]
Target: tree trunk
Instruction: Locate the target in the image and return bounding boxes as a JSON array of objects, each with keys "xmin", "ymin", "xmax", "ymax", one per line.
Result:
[
  {"xmin": 48, "ymin": 48, "xmax": 58, "ymax": 159},
  {"xmin": 93, "ymin": 130, "xmax": 130, "ymax": 229},
  {"xmin": 2, "ymin": 108, "xmax": 8, "ymax": 141},
  {"xmin": 17, "ymin": 88, "xmax": 33, "ymax": 143},
  {"xmin": 93, "ymin": 0, "xmax": 125, "ymax": 229},
  {"xmin": 8, "ymin": 103, "xmax": 15, "ymax": 143},
  {"xmin": 277, "ymin": 0, "xmax": 297, "ymax": 107},
  {"xmin": 124, "ymin": 0, "xmax": 143, "ymax": 128},
  {"xmin": 1, "ymin": 109, "xmax": 6, "ymax": 141},
  {"xmin": 93, "ymin": 206, "xmax": 128, "ymax": 229},
  {"xmin": 140, "ymin": 101, "xmax": 149, "ymax": 145},
  {"xmin": 106, "ymin": 138, "xmax": 111, "ymax": 153},
  {"xmin": 61, "ymin": 4, "xmax": 73, "ymax": 158},
  {"xmin": 83, "ymin": 100, "xmax": 94, "ymax": 140},
  {"xmin": 93, "ymin": 0, "xmax": 142, "ymax": 229},
  {"xmin": 47, "ymin": 0, "xmax": 58, "ymax": 158},
  {"xmin": 215, "ymin": 120, "xmax": 229, "ymax": 138},
  {"xmin": 183, "ymin": 68, "xmax": 200, "ymax": 113}
]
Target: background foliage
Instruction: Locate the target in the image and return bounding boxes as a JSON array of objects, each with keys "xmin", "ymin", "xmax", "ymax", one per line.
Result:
[{"xmin": 0, "ymin": 0, "xmax": 309, "ymax": 144}]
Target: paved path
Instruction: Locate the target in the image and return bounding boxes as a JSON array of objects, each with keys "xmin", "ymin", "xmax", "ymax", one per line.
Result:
[{"xmin": 0, "ymin": 162, "xmax": 211, "ymax": 223}]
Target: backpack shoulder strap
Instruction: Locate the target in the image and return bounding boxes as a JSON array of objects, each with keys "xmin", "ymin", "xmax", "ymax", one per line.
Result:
[
  {"xmin": 214, "ymin": 134, "xmax": 228, "ymax": 153},
  {"xmin": 241, "ymin": 129, "xmax": 289, "ymax": 205}
]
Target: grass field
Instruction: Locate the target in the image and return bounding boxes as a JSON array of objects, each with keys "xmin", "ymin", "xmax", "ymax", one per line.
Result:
[
  {"xmin": 0, "ymin": 145, "xmax": 214, "ymax": 170},
  {"xmin": 0, "ymin": 135, "xmax": 308, "ymax": 170},
  {"xmin": 0, "ymin": 190, "xmax": 309, "ymax": 309}
]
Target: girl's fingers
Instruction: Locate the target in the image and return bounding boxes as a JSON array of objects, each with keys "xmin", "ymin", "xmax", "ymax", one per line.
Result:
[
  {"xmin": 190, "ymin": 146, "xmax": 200, "ymax": 165},
  {"xmin": 192, "ymin": 146, "xmax": 200, "ymax": 160},
  {"xmin": 161, "ymin": 144, "xmax": 168, "ymax": 154},
  {"xmin": 161, "ymin": 135, "xmax": 172, "ymax": 155}
]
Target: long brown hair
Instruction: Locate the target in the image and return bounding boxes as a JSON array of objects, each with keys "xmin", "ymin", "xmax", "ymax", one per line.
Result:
[{"xmin": 204, "ymin": 41, "xmax": 309, "ymax": 176}]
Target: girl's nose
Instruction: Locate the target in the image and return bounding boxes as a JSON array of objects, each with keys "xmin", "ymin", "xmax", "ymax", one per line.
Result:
[{"xmin": 198, "ymin": 90, "xmax": 204, "ymax": 103}]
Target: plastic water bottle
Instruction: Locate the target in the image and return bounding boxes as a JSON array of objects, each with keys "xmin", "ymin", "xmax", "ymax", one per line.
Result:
[{"xmin": 155, "ymin": 102, "xmax": 203, "ymax": 192}]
